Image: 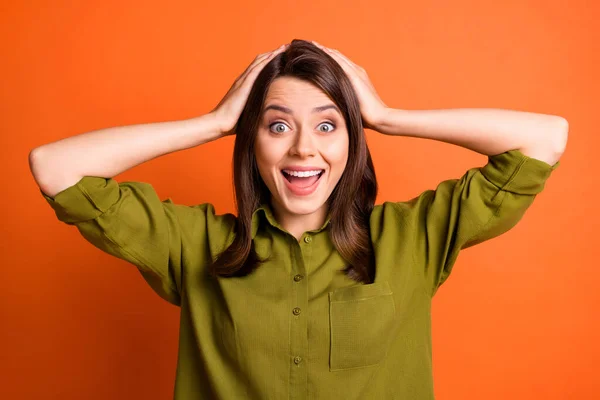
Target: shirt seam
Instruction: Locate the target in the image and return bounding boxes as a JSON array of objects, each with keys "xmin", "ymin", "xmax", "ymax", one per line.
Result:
[
  {"xmin": 78, "ymin": 179, "xmax": 179, "ymax": 294},
  {"xmin": 494, "ymin": 152, "xmax": 528, "ymax": 194},
  {"xmin": 77, "ymin": 181, "xmax": 104, "ymax": 219},
  {"xmin": 95, "ymin": 219, "xmax": 179, "ymax": 295},
  {"xmin": 421, "ymin": 162, "xmax": 516, "ymax": 297},
  {"xmin": 434, "ymin": 167, "xmax": 513, "ymax": 295},
  {"xmin": 390, "ymin": 201, "xmax": 433, "ymax": 299},
  {"xmin": 173, "ymin": 204, "xmax": 184, "ymax": 296}
]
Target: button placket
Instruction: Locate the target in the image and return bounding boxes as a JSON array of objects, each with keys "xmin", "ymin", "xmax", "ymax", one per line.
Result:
[{"xmin": 289, "ymin": 235, "xmax": 308, "ymax": 382}]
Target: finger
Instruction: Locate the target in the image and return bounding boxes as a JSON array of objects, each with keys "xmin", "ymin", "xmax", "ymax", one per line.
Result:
[
  {"xmin": 239, "ymin": 44, "xmax": 287, "ymax": 80},
  {"xmin": 322, "ymin": 48, "xmax": 356, "ymax": 76},
  {"xmin": 222, "ymin": 51, "xmax": 278, "ymax": 113},
  {"xmin": 312, "ymin": 41, "xmax": 361, "ymax": 73},
  {"xmin": 240, "ymin": 52, "xmax": 274, "ymax": 78},
  {"xmin": 328, "ymin": 48, "xmax": 365, "ymax": 75},
  {"xmin": 247, "ymin": 45, "xmax": 286, "ymax": 75},
  {"xmin": 314, "ymin": 41, "xmax": 363, "ymax": 72},
  {"xmin": 237, "ymin": 46, "xmax": 283, "ymax": 88},
  {"xmin": 236, "ymin": 45, "xmax": 286, "ymax": 84}
]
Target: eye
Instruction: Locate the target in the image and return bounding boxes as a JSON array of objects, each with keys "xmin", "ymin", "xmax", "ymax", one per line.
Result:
[
  {"xmin": 318, "ymin": 122, "xmax": 336, "ymax": 133},
  {"xmin": 268, "ymin": 121, "xmax": 337, "ymax": 135},
  {"xmin": 269, "ymin": 122, "xmax": 290, "ymax": 134}
]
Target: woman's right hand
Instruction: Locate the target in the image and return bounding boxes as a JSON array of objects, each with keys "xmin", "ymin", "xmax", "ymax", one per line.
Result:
[{"xmin": 211, "ymin": 43, "xmax": 289, "ymax": 137}]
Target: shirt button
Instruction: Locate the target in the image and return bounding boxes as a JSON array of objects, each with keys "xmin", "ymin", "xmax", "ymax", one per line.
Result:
[
  {"xmin": 293, "ymin": 274, "xmax": 304, "ymax": 282},
  {"xmin": 304, "ymin": 236, "xmax": 312, "ymax": 243},
  {"xmin": 292, "ymin": 307, "xmax": 301, "ymax": 316},
  {"xmin": 294, "ymin": 356, "xmax": 302, "ymax": 364}
]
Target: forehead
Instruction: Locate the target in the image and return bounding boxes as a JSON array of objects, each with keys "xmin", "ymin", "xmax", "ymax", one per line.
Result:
[{"xmin": 263, "ymin": 77, "xmax": 334, "ymax": 113}]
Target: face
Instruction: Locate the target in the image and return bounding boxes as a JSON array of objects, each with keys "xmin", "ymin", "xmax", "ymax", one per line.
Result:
[{"xmin": 254, "ymin": 76, "xmax": 349, "ymax": 220}]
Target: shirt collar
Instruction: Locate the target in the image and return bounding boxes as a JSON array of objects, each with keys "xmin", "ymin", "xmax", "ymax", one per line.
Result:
[{"xmin": 251, "ymin": 202, "xmax": 332, "ymax": 239}]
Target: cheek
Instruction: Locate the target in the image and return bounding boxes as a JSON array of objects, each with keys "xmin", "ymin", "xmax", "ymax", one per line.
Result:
[
  {"xmin": 254, "ymin": 133, "xmax": 286, "ymax": 172},
  {"xmin": 323, "ymin": 137, "xmax": 349, "ymax": 171}
]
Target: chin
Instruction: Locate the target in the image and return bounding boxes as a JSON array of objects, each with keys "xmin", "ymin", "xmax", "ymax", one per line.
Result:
[{"xmin": 281, "ymin": 199, "xmax": 325, "ymax": 215}]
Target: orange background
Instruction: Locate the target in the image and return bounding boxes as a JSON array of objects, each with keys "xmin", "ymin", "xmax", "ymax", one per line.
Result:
[{"xmin": 2, "ymin": 1, "xmax": 596, "ymax": 399}]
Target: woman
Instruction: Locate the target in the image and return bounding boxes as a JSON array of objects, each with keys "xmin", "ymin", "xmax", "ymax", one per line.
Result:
[{"xmin": 30, "ymin": 39, "xmax": 566, "ymax": 399}]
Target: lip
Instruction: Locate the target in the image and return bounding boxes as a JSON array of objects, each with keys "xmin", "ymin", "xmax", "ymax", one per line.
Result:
[{"xmin": 281, "ymin": 169, "xmax": 325, "ymax": 196}]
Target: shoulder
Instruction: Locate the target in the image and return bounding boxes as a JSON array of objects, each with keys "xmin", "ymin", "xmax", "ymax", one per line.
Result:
[
  {"xmin": 163, "ymin": 202, "xmax": 238, "ymax": 264},
  {"xmin": 369, "ymin": 201, "xmax": 419, "ymax": 242},
  {"xmin": 172, "ymin": 201, "xmax": 237, "ymax": 227}
]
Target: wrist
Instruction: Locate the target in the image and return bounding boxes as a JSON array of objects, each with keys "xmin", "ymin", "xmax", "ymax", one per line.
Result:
[
  {"xmin": 371, "ymin": 107, "xmax": 393, "ymax": 134},
  {"xmin": 184, "ymin": 112, "xmax": 228, "ymax": 147},
  {"xmin": 202, "ymin": 111, "xmax": 224, "ymax": 134},
  {"xmin": 372, "ymin": 107, "xmax": 407, "ymax": 136}
]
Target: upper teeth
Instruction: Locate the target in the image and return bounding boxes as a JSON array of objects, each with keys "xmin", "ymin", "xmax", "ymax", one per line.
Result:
[{"xmin": 283, "ymin": 169, "xmax": 323, "ymax": 177}]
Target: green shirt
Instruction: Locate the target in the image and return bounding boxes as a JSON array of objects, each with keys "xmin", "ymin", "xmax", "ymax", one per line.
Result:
[{"xmin": 41, "ymin": 149, "xmax": 559, "ymax": 399}]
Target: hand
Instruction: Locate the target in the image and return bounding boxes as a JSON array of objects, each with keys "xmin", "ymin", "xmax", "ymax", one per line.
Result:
[
  {"xmin": 211, "ymin": 43, "xmax": 289, "ymax": 137},
  {"xmin": 311, "ymin": 41, "xmax": 388, "ymax": 131}
]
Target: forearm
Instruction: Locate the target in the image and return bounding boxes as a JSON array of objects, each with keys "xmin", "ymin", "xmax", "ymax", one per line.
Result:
[
  {"xmin": 29, "ymin": 112, "xmax": 223, "ymax": 197},
  {"xmin": 375, "ymin": 108, "xmax": 568, "ymax": 164}
]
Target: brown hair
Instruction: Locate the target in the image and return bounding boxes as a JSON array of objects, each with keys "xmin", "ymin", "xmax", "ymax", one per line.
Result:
[{"xmin": 207, "ymin": 39, "xmax": 378, "ymax": 284}]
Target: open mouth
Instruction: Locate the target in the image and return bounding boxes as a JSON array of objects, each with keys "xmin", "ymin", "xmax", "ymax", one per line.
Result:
[
  {"xmin": 281, "ymin": 169, "xmax": 325, "ymax": 190},
  {"xmin": 281, "ymin": 169, "xmax": 325, "ymax": 182}
]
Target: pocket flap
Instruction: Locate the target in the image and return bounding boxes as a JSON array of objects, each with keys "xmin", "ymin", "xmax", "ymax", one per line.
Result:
[{"xmin": 329, "ymin": 281, "xmax": 392, "ymax": 302}]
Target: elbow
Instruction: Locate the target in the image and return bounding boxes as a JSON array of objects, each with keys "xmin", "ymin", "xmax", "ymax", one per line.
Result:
[
  {"xmin": 554, "ymin": 117, "xmax": 569, "ymax": 154},
  {"xmin": 29, "ymin": 147, "xmax": 55, "ymax": 196},
  {"xmin": 29, "ymin": 147, "xmax": 46, "ymax": 184},
  {"xmin": 29, "ymin": 147, "xmax": 69, "ymax": 198},
  {"xmin": 543, "ymin": 116, "xmax": 568, "ymax": 166},
  {"xmin": 518, "ymin": 116, "xmax": 568, "ymax": 166}
]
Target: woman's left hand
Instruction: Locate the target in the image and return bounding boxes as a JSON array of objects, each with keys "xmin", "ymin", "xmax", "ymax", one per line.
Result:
[{"xmin": 312, "ymin": 41, "xmax": 388, "ymax": 131}]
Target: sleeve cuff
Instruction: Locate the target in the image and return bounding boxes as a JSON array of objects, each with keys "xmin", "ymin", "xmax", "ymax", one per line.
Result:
[
  {"xmin": 41, "ymin": 176, "xmax": 121, "ymax": 223},
  {"xmin": 480, "ymin": 149, "xmax": 560, "ymax": 195}
]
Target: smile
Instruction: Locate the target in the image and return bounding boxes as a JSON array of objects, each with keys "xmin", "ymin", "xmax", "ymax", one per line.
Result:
[{"xmin": 281, "ymin": 170, "xmax": 325, "ymax": 196}]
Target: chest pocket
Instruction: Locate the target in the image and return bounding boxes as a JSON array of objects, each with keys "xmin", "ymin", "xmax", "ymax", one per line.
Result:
[{"xmin": 328, "ymin": 280, "xmax": 397, "ymax": 371}]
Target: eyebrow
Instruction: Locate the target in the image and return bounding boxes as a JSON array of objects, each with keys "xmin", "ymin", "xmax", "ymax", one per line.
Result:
[{"xmin": 262, "ymin": 104, "xmax": 341, "ymax": 115}]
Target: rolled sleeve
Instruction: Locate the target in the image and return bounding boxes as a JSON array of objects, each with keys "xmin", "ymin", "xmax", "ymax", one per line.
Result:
[
  {"xmin": 399, "ymin": 149, "xmax": 560, "ymax": 297},
  {"xmin": 480, "ymin": 149, "xmax": 560, "ymax": 195},
  {"xmin": 42, "ymin": 176, "xmax": 184, "ymax": 305},
  {"xmin": 42, "ymin": 176, "xmax": 122, "ymax": 223}
]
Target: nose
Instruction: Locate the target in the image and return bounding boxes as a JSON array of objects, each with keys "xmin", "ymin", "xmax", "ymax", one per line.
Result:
[{"xmin": 289, "ymin": 125, "xmax": 317, "ymax": 158}]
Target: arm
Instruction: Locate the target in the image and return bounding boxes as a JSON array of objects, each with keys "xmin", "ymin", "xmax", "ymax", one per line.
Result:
[
  {"xmin": 29, "ymin": 43, "xmax": 290, "ymax": 198},
  {"xmin": 29, "ymin": 45, "xmax": 287, "ymax": 197},
  {"xmin": 373, "ymin": 108, "xmax": 569, "ymax": 165},
  {"xmin": 377, "ymin": 108, "xmax": 564, "ymax": 296},
  {"xmin": 29, "ymin": 112, "xmax": 223, "ymax": 197},
  {"xmin": 311, "ymin": 43, "xmax": 564, "ymax": 296},
  {"xmin": 30, "ymin": 112, "xmax": 227, "ymax": 305},
  {"xmin": 308, "ymin": 42, "xmax": 568, "ymax": 164},
  {"xmin": 30, "ymin": 44, "xmax": 288, "ymax": 305}
]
